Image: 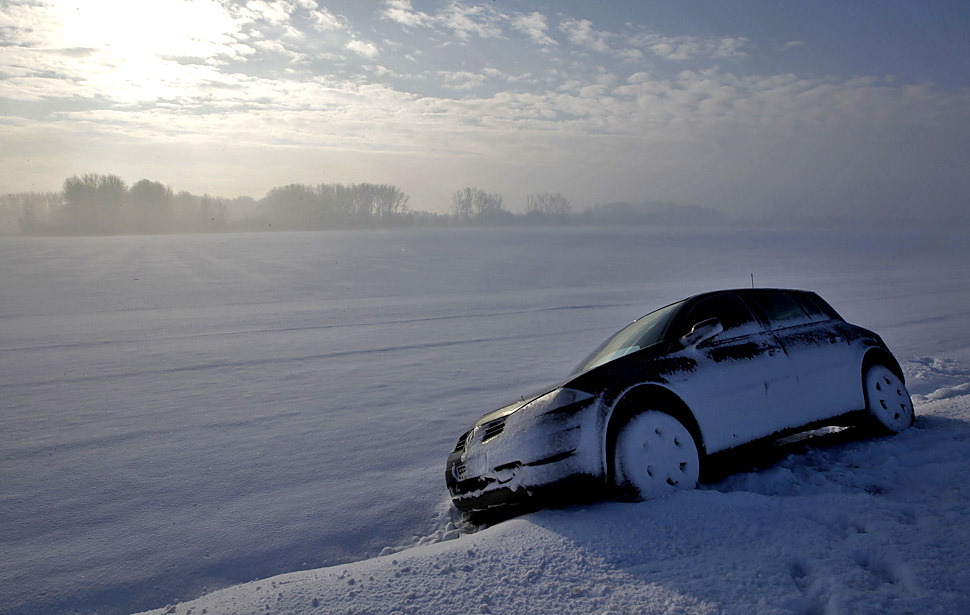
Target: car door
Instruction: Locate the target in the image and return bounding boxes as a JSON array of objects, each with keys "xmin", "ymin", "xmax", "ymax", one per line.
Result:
[
  {"xmin": 666, "ymin": 292, "xmax": 797, "ymax": 453},
  {"xmin": 751, "ymin": 290, "xmax": 861, "ymax": 425}
]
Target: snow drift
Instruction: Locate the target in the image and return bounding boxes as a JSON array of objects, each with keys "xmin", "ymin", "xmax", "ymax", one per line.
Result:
[
  {"xmin": 141, "ymin": 388, "xmax": 970, "ymax": 615},
  {"xmin": 2, "ymin": 227, "xmax": 968, "ymax": 614}
]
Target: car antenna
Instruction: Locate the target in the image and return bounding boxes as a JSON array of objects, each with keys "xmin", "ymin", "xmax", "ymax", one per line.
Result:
[{"xmin": 750, "ymin": 273, "xmax": 754, "ymax": 288}]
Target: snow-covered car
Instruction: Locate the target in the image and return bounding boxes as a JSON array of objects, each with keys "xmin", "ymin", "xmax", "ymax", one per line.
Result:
[{"xmin": 446, "ymin": 289, "xmax": 914, "ymax": 513}]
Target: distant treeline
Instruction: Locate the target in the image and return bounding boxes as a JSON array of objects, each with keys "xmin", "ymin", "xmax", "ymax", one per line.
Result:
[
  {"xmin": 0, "ymin": 173, "xmax": 723, "ymax": 236},
  {"xmin": 3, "ymin": 174, "xmax": 240, "ymax": 235},
  {"xmin": 254, "ymin": 182, "xmax": 411, "ymax": 230}
]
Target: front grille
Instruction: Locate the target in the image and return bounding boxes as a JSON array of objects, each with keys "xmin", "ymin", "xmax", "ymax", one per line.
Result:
[
  {"xmin": 453, "ymin": 417, "xmax": 506, "ymax": 454},
  {"xmin": 482, "ymin": 418, "xmax": 506, "ymax": 442},
  {"xmin": 453, "ymin": 430, "xmax": 471, "ymax": 453}
]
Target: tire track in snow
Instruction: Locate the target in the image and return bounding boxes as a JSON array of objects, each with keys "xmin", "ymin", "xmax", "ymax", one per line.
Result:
[
  {"xmin": 0, "ymin": 301, "xmax": 621, "ymax": 354},
  {"xmin": 1, "ymin": 331, "xmax": 549, "ymax": 389}
]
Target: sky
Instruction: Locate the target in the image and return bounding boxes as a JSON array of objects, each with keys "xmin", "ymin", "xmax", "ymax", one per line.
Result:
[{"xmin": 1, "ymin": 0, "xmax": 969, "ymax": 219}]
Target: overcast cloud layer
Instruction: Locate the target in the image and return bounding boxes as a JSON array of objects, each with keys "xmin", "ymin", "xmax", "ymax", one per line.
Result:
[{"xmin": 1, "ymin": 0, "xmax": 968, "ymax": 220}]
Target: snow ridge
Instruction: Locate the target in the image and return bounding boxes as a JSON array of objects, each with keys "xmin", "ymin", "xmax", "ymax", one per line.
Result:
[
  {"xmin": 378, "ymin": 497, "xmax": 480, "ymax": 558},
  {"xmin": 142, "ymin": 386, "xmax": 970, "ymax": 615}
]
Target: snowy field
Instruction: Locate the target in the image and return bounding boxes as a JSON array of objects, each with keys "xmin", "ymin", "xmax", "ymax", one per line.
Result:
[{"xmin": 2, "ymin": 227, "xmax": 969, "ymax": 615}]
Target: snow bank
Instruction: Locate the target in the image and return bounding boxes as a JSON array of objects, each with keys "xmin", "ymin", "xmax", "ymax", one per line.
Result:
[{"xmin": 140, "ymin": 388, "xmax": 970, "ymax": 615}]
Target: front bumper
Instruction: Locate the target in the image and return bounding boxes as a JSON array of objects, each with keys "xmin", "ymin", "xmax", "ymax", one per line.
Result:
[{"xmin": 445, "ymin": 395, "xmax": 605, "ymax": 512}]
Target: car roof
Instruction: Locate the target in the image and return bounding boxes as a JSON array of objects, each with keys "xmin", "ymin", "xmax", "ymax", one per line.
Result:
[
  {"xmin": 677, "ymin": 288, "xmax": 822, "ymax": 305},
  {"xmin": 672, "ymin": 288, "xmax": 843, "ymax": 321},
  {"xmin": 685, "ymin": 288, "xmax": 815, "ymax": 300},
  {"xmin": 632, "ymin": 288, "xmax": 832, "ymax": 326}
]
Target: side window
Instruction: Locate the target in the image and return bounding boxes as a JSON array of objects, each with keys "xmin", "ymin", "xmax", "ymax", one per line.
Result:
[
  {"xmin": 749, "ymin": 291, "xmax": 811, "ymax": 327},
  {"xmin": 791, "ymin": 292, "xmax": 829, "ymax": 322},
  {"xmin": 678, "ymin": 293, "xmax": 757, "ymax": 340}
]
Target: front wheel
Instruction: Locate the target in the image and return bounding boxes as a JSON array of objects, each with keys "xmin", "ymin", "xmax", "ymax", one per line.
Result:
[
  {"xmin": 863, "ymin": 364, "xmax": 914, "ymax": 434},
  {"xmin": 612, "ymin": 411, "xmax": 700, "ymax": 501}
]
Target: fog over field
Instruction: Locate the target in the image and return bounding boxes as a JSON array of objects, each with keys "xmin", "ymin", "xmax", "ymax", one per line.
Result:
[{"xmin": 2, "ymin": 227, "xmax": 969, "ymax": 614}]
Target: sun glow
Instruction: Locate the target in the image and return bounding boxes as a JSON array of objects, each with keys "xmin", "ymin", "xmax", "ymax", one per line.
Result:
[
  {"xmin": 47, "ymin": 0, "xmax": 243, "ymax": 101},
  {"xmin": 54, "ymin": 0, "xmax": 239, "ymax": 57}
]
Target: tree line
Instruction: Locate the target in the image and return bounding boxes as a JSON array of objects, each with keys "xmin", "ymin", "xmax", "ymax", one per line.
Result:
[
  {"xmin": 255, "ymin": 182, "xmax": 410, "ymax": 230},
  {"xmin": 0, "ymin": 172, "xmax": 716, "ymax": 236},
  {"xmin": 4, "ymin": 174, "xmax": 237, "ymax": 235}
]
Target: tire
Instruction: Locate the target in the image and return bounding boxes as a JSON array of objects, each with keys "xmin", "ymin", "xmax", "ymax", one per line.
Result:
[
  {"xmin": 863, "ymin": 364, "xmax": 914, "ymax": 434},
  {"xmin": 612, "ymin": 411, "xmax": 700, "ymax": 501}
]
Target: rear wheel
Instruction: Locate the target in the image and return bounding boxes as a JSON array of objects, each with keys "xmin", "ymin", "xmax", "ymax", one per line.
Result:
[
  {"xmin": 612, "ymin": 411, "xmax": 700, "ymax": 501},
  {"xmin": 863, "ymin": 364, "xmax": 914, "ymax": 433}
]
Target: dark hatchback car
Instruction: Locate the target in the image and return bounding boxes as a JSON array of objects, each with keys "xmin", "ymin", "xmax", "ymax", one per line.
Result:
[{"xmin": 446, "ymin": 289, "xmax": 913, "ymax": 513}]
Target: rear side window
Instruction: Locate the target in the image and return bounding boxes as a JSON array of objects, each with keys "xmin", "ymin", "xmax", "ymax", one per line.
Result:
[
  {"xmin": 749, "ymin": 291, "xmax": 811, "ymax": 327},
  {"xmin": 791, "ymin": 292, "xmax": 830, "ymax": 322}
]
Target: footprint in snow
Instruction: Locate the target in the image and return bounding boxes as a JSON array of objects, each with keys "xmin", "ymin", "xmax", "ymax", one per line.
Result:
[{"xmin": 852, "ymin": 551, "xmax": 914, "ymax": 590}]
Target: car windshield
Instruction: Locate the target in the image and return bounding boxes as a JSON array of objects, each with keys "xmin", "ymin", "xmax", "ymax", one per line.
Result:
[{"xmin": 571, "ymin": 300, "xmax": 684, "ymax": 374}]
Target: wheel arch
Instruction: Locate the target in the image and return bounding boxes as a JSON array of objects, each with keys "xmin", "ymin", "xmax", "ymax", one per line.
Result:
[
  {"xmin": 862, "ymin": 348, "xmax": 905, "ymax": 383},
  {"xmin": 603, "ymin": 384, "xmax": 705, "ymax": 485}
]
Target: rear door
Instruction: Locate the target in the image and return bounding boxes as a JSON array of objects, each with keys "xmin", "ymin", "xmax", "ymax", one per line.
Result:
[{"xmin": 748, "ymin": 290, "xmax": 861, "ymax": 425}]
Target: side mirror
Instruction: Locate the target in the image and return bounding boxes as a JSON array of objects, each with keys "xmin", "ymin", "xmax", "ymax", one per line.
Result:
[{"xmin": 680, "ymin": 318, "xmax": 723, "ymax": 348}]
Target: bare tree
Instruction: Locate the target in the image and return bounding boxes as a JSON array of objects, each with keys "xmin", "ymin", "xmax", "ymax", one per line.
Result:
[
  {"xmin": 453, "ymin": 187, "xmax": 505, "ymax": 221},
  {"xmin": 473, "ymin": 190, "xmax": 504, "ymax": 218},
  {"xmin": 258, "ymin": 182, "xmax": 411, "ymax": 229},
  {"xmin": 525, "ymin": 192, "xmax": 571, "ymax": 216},
  {"xmin": 452, "ymin": 187, "xmax": 475, "ymax": 220},
  {"xmin": 372, "ymin": 184, "xmax": 410, "ymax": 218}
]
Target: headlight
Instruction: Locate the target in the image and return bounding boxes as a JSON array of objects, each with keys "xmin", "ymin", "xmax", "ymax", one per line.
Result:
[
  {"xmin": 462, "ymin": 388, "xmax": 596, "ymax": 450},
  {"xmin": 519, "ymin": 388, "xmax": 595, "ymax": 415}
]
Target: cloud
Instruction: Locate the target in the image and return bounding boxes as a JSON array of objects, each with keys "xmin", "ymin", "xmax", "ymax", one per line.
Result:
[
  {"xmin": 713, "ymin": 37, "xmax": 749, "ymax": 58},
  {"xmin": 8, "ymin": 0, "xmax": 244, "ymax": 60},
  {"xmin": 382, "ymin": 0, "xmax": 433, "ymax": 28},
  {"xmin": 6, "ymin": 61, "xmax": 968, "ymax": 220},
  {"xmin": 627, "ymin": 32, "xmax": 750, "ymax": 61},
  {"xmin": 438, "ymin": 70, "xmax": 486, "ymax": 90},
  {"xmin": 304, "ymin": 4, "xmax": 345, "ymax": 30},
  {"xmin": 381, "ymin": 0, "xmax": 503, "ymax": 40},
  {"xmin": 0, "ymin": 0, "xmax": 392, "ymax": 108},
  {"xmin": 559, "ymin": 18, "xmax": 612, "ymax": 53},
  {"xmin": 437, "ymin": 2, "xmax": 503, "ymax": 39},
  {"xmin": 243, "ymin": 0, "xmax": 294, "ymax": 24},
  {"xmin": 482, "ymin": 67, "xmax": 534, "ymax": 83},
  {"xmin": 511, "ymin": 12, "xmax": 557, "ymax": 47},
  {"xmin": 615, "ymin": 48, "xmax": 644, "ymax": 62},
  {"xmin": 346, "ymin": 39, "xmax": 379, "ymax": 59},
  {"xmin": 0, "ymin": 0, "xmax": 252, "ymax": 105}
]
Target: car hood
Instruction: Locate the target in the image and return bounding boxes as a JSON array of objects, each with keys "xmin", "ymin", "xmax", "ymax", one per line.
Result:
[
  {"xmin": 472, "ymin": 387, "xmax": 553, "ymax": 427},
  {"xmin": 470, "ymin": 373, "xmax": 592, "ymax": 427},
  {"xmin": 468, "ymin": 341, "xmax": 685, "ymax": 429}
]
